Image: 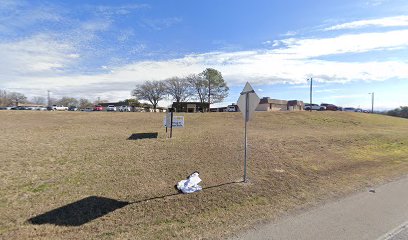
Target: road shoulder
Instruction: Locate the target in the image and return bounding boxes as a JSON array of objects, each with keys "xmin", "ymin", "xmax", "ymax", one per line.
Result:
[{"xmin": 232, "ymin": 175, "xmax": 408, "ymax": 240}]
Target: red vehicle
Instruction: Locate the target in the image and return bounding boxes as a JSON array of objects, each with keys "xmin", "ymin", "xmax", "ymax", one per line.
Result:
[
  {"xmin": 325, "ymin": 104, "xmax": 338, "ymax": 111},
  {"xmin": 93, "ymin": 105, "xmax": 103, "ymax": 111}
]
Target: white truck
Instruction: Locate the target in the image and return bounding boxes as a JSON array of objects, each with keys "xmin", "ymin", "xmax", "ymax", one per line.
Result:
[
  {"xmin": 52, "ymin": 105, "xmax": 68, "ymax": 111},
  {"xmin": 304, "ymin": 104, "xmax": 326, "ymax": 111},
  {"xmin": 227, "ymin": 105, "xmax": 237, "ymax": 112}
]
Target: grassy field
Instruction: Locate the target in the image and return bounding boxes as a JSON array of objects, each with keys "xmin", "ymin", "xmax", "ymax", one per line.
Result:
[{"xmin": 1, "ymin": 111, "xmax": 408, "ymax": 239}]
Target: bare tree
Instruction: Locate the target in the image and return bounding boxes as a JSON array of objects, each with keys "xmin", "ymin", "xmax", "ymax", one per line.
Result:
[
  {"xmin": 165, "ymin": 77, "xmax": 193, "ymax": 103},
  {"xmin": 31, "ymin": 96, "xmax": 46, "ymax": 105},
  {"xmin": 120, "ymin": 98, "xmax": 141, "ymax": 107},
  {"xmin": 187, "ymin": 74, "xmax": 208, "ymax": 103},
  {"xmin": 132, "ymin": 80, "xmax": 166, "ymax": 110},
  {"xmin": 56, "ymin": 97, "xmax": 79, "ymax": 107},
  {"xmin": 94, "ymin": 99, "xmax": 109, "ymax": 105},
  {"xmin": 0, "ymin": 89, "xmax": 10, "ymax": 106},
  {"xmin": 79, "ymin": 98, "xmax": 93, "ymax": 109},
  {"xmin": 9, "ymin": 92, "xmax": 27, "ymax": 106}
]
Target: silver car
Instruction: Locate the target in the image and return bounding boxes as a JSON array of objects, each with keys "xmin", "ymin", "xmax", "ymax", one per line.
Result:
[{"xmin": 106, "ymin": 105, "xmax": 117, "ymax": 111}]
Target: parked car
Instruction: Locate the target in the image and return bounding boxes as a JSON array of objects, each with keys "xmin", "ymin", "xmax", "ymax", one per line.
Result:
[
  {"xmin": 320, "ymin": 103, "xmax": 330, "ymax": 108},
  {"xmin": 37, "ymin": 107, "xmax": 48, "ymax": 111},
  {"xmin": 304, "ymin": 104, "xmax": 325, "ymax": 111},
  {"xmin": 0, "ymin": 107, "xmax": 7, "ymax": 110},
  {"xmin": 68, "ymin": 106, "xmax": 78, "ymax": 111},
  {"xmin": 343, "ymin": 107, "xmax": 356, "ymax": 112},
  {"xmin": 10, "ymin": 106, "xmax": 27, "ymax": 110},
  {"xmin": 325, "ymin": 104, "xmax": 339, "ymax": 111},
  {"xmin": 93, "ymin": 105, "xmax": 103, "ymax": 111},
  {"xmin": 106, "ymin": 105, "xmax": 116, "ymax": 111},
  {"xmin": 83, "ymin": 107, "xmax": 93, "ymax": 112},
  {"xmin": 119, "ymin": 105, "xmax": 130, "ymax": 112},
  {"xmin": 52, "ymin": 105, "xmax": 68, "ymax": 111}
]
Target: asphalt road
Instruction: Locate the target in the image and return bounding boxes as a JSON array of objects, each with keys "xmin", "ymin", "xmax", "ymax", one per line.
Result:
[
  {"xmin": 384, "ymin": 222, "xmax": 408, "ymax": 240},
  {"xmin": 389, "ymin": 227, "xmax": 408, "ymax": 240},
  {"xmin": 232, "ymin": 176, "xmax": 408, "ymax": 240}
]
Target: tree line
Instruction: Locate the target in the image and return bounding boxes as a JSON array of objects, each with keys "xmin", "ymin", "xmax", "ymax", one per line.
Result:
[
  {"xmin": 1, "ymin": 68, "xmax": 229, "ymax": 110},
  {"xmin": 0, "ymin": 89, "xmax": 149, "ymax": 110},
  {"xmin": 0, "ymin": 90, "xmax": 28, "ymax": 107},
  {"xmin": 132, "ymin": 68, "xmax": 229, "ymax": 110},
  {"xmin": 387, "ymin": 106, "xmax": 408, "ymax": 119},
  {"xmin": 0, "ymin": 89, "xmax": 108, "ymax": 109}
]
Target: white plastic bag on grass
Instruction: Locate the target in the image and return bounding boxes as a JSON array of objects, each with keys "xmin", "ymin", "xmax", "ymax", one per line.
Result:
[{"xmin": 177, "ymin": 172, "xmax": 202, "ymax": 194}]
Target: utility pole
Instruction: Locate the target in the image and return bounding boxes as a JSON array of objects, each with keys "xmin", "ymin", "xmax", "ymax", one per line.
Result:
[
  {"xmin": 208, "ymin": 77, "xmax": 211, "ymax": 112},
  {"xmin": 47, "ymin": 90, "xmax": 51, "ymax": 107},
  {"xmin": 369, "ymin": 92, "xmax": 374, "ymax": 113},
  {"xmin": 308, "ymin": 77, "xmax": 313, "ymax": 112}
]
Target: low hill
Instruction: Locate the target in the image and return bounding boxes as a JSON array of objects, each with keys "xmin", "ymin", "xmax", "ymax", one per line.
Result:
[{"xmin": 1, "ymin": 111, "xmax": 407, "ymax": 239}]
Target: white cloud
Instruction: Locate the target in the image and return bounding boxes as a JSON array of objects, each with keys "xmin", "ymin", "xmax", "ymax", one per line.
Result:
[
  {"xmin": 365, "ymin": 0, "xmax": 388, "ymax": 6},
  {"xmin": 4, "ymin": 50, "xmax": 408, "ymax": 102},
  {"xmin": 1, "ymin": 16, "xmax": 408, "ymax": 105},
  {"xmin": 81, "ymin": 20, "xmax": 112, "ymax": 32},
  {"xmin": 282, "ymin": 31, "xmax": 297, "ymax": 36},
  {"xmin": 94, "ymin": 4, "xmax": 149, "ymax": 16},
  {"xmin": 0, "ymin": 34, "xmax": 77, "ymax": 75},
  {"xmin": 117, "ymin": 29, "xmax": 135, "ymax": 42},
  {"xmin": 331, "ymin": 94, "xmax": 368, "ymax": 99},
  {"xmin": 272, "ymin": 29, "xmax": 408, "ymax": 58},
  {"xmin": 325, "ymin": 15, "xmax": 408, "ymax": 31},
  {"xmin": 140, "ymin": 17, "xmax": 182, "ymax": 31},
  {"xmin": 314, "ymin": 89, "xmax": 342, "ymax": 93}
]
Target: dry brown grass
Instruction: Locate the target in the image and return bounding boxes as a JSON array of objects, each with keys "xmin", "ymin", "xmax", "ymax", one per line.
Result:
[{"xmin": 1, "ymin": 111, "xmax": 408, "ymax": 239}]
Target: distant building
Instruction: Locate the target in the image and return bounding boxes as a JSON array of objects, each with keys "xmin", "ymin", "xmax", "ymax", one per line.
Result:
[
  {"xmin": 210, "ymin": 103, "xmax": 237, "ymax": 112},
  {"xmin": 287, "ymin": 100, "xmax": 304, "ymax": 111},
  {"xmin": 210, "ymin": 107, "xmax": 227, "ymax": 112},
  {"xmin": 256, "ymin": 97, "xmax": 304, "ymax": 111},
  {"xmin": 172, "ymin": 102, "xmax": 210, "ymax": 113},
  {"xmin": 99, "ymin": 102, "xmax": 167, "ymax": 112}
]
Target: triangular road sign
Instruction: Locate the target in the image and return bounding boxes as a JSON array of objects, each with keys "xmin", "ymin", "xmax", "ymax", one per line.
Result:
[{"xmin": 237, "ymin": 82, "xmax": 260, "ymax": 122}]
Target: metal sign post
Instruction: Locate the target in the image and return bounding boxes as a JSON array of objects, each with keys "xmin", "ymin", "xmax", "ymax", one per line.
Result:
[
  {"xmin": 170, "ymin": 111, "xmax": 174, "ymax": 138},
  {"xmin": 237, "ymin": 82, "xmax": 260, "ymax": 183},
  {"xmin": 165, "ymin": 114, "xmax": 169, "ymax": 134},
  {"xmin": 242, "ymin": 90, "xmax": 253, "ymax": 182},
  {"xmin": 164, "ymin": 108, "xmax": 184, "ymax": 138}
]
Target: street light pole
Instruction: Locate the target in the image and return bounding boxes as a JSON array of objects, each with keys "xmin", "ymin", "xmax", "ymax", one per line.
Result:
[
  {"xmin": 208, "ymin": 77, "xmax": 211, "ymax": 112},
  {"xmin": 308, "ymin": 78, "xmax": 313, "ymax": 112},
  {"xmin": 47, "ymin": 90, "xmax": 51, "ymax": 107},
  {"xmin": 369, "ymin": 92, "xmax": 374, "ymax": 113}
]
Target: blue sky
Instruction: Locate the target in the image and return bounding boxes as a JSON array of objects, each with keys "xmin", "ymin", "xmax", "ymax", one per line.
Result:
[{"xmin": 0, "ymin": 0, "xmax": 407, "ymax": 110}]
